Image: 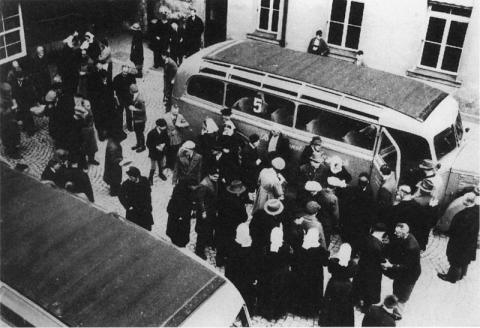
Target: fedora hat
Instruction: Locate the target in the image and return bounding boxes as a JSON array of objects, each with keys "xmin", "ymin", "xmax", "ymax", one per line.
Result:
[
  {"xmin": 271, "ymin": 157, "xmax": 285, "ymax": 170},
  {"xmin": 419, "ymin": 159, "xmax": 436, "ymax": 170},
  {"xmin": 264, "ymin": 199, "xmax": 284, "ymax": 216},
  {"xmin": 418, "ymin": 178, "xmax": 434, "ymax": 194},
  {"xmin": 305, "ymin": 200, "xmax": 321, "ymax": 215},
  {"xmin": 227, "ymin": 180, "xmax": 246, "ymax": 195},
  {"xmin": 305, "ymin": 180, "xmax": 322, "ymax": 192},
  {"xmin": 130, "ymin": 22, "xmax": 141, "ymax": 31}
]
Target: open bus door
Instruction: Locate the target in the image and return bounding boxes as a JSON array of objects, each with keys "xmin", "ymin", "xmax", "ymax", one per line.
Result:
[{"xmin": 371, "ymin": 127, "xmax": 401, "ymax": 199}]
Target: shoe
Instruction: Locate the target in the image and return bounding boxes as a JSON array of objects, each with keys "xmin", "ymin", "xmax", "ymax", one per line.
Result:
[
  {"xmin": 136, "ymin": 147, "xmax": 145, "ymax": 153},
  {"xmin": 131, "ymin": 145, "xmax": 139, "ymax": 150},
  {"xmin": 88, "ymin": 160, "xmax": 100, "ymax": 165},
  {"xmin": 159, "ymin": 172, "xmax": 167, "ymax": 181},
  {"xmin": 437, "ymin": 273, "xmax": 455, "ymax": 283}
]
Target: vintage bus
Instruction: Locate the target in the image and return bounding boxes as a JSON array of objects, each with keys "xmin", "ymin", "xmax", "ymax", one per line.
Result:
[
  {"xmin": 173, "ymin": 39, "xmax": 479, "ymax": 206},
  {"xmin": 0, "ymin": 164, "xmax": 251, "ymax": 327}
]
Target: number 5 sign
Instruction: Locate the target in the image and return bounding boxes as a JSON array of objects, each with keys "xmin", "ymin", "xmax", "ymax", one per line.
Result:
[{"xmin": 253, "ymin": 97, "xmax": 263, "ymax": 113}]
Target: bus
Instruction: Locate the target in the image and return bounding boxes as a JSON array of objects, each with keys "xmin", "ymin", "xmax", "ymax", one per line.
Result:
[
  {"xmin": 173, "ymin": 39, "xmax": 479, "ymax": 207},
  {"xmin": 0, "ymin": 164, "xmax": 251, "ymax": 327}
]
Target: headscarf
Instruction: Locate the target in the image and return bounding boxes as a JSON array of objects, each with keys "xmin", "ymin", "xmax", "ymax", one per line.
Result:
[
  {"xmin": 332, "ymin": 243, "xmax": 352, "ymax": 267},
  {"xmin": 329, "ymin": 155, "xmax": 343, "ymax": 174},
  {"xmin": 302, "ymin": 228, "xmax": 320, "ymax": 250},
  {"xmin": 235, "ymin": 222, "xmax": 252, "ymax": 247},
  {"xmin": 202, "ymin": 117, "xmax": 219, "ymax": 134},
  {"xmin": 270, "ymin": 226, "xmax": 283, "ymax": 252}
]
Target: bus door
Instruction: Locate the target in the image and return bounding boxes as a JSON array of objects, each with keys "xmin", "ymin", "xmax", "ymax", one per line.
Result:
[{"xmin": 371, "ymin": 127, "xmax": 401, "ymax": 199}]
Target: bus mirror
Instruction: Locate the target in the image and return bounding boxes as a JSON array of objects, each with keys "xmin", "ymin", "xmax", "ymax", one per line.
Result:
[{"xmin": 465, "ymin": 127, "xmax": 470, "ymax": 133}]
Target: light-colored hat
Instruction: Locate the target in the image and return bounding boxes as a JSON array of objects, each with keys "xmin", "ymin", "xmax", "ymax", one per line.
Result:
[
  {"xmin": 235, "ymin": 222, "xmax": 252, "ymax": 247},
  {"xmin": 45, "ymin": 90, "xmax": 57, "ymax": 102},
  {"xmin": 130, "ymin": 22, "xmax": 141, "ymax": 31},
  {"xmin": 182, "ymin": 140, "xmax": 196, "ymax": 150},
  {"xmin": 226, "ymin": 180, "xmax": 247, "ymax": 195},
  {"xmin": 327, "ymin": 176, "xmax": 345, "ymax": 188},
  {"xmin": 271, "ymin": 157, "xmax": 285, "ymax": 170},
  {"xmin": 305, "ymin": 181, "xmax": 322, "ymax": 192},
  {"xmin": 329, "ymin": 155, "xmax": 343, "ymax": 174},
  {"xmin": 264, "ymin": 199, "xmax": 284, "ymax": 216}
]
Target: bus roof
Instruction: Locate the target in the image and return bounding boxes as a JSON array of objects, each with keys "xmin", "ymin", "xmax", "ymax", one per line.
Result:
[
  {"xmin": 0, "ymin": 165, "xmax": 225, "ymax": 327},
  {"xmin": 204, "ymin": 40, "xmax": 448, "ymax": 121}
]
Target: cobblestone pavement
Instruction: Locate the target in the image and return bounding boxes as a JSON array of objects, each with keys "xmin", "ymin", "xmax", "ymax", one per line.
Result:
[{"xmin": 1, "ymin": 32, "xmax": 479, "ymax": 327}]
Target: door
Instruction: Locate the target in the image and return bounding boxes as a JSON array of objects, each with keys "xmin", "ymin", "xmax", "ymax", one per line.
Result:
[
  {"xmin": 370, "ymin": 127, "xmax": 401, "ymax": 199},
  {"xmin": 204, "ymin": 0, "xmax": 227, "ymax": 46}
]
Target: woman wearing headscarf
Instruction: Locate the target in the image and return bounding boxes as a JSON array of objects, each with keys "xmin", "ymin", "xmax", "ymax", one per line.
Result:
[
  {"xmin": 198, "ymin": 117, "xmax": 219, "ymax": 157},
  {"xmin": 290, "ymin": 227, "xmax": 329, "ymax": 318},
  {"xmin": 257, "ymin": 226, "xmax": 292, "ymax": 321},
  {"xmin": 323, "ymin": 243, "xmax": 357, "ymax": 327},
  {"xmin": 225, "ymin": 223, "xmax": 257, "ymax": 314}
]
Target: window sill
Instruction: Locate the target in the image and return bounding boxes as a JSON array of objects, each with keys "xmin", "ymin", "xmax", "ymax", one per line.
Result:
[
  {"xmin": 406, "ymin": 67, "xmax": 462, "ymax": 88},
  {"xmin": 247, "ymin": 30, "xmax": 280, "ymax": 45},
  {"xmin": 327, "ymin": 46, "xmax": 357, "ymax": 62}
]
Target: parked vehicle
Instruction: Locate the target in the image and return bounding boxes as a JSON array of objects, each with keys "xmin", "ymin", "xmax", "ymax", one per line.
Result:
[
  {"xmin": 173, "ymin": 39, "xmax": 479, "ymax": 207},
  {"xmin": 0, "ymin": 164, "xmax": 251, "ymax": 327}
]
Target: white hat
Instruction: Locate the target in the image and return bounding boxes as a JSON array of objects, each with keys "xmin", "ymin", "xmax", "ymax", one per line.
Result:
[
  {"xmin": 332, "ymin": 243, "xmax": 352, "ymax": 267},
  {"xmin": 305, "ymin": 181, "xmax": 322, "ymax": 192},
  {"xmin": 182, "ymin": 140, "xmax": 195, "ymax": 150},
  {"xmin": 235, "ymin": 222, "xmax": 252, "ymax": 247},
  {"xmin": 327, "ymin": 176, "xmax": 345, "ymax": 188},
  {"xmin": 329, "ymin": 155, "xmax": 343, "ymax": 174},
  {"xmin": 271, "ymin": 157, "xmax": 285, "ymax": 170}
]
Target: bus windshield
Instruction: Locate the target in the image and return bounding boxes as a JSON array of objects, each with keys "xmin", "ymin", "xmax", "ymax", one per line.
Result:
[{"xmin": 434, "ymin": 126, "xmax": 457, "ymax": 159}]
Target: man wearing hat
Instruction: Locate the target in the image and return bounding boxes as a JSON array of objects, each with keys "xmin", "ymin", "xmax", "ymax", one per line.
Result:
[
  {"xmin": 11, "ymin": 70, "xmax": 36, "ymax": 136},
  {"xmin": 160, "ymin": 51, "xmax": 178, "ymax": 112},
  {"xmin": 119, "ymin": 166, "xmax": 154, "ymax": 231},
  {"xmin": 439, "ymin": 192, "xmax": 479, "ymax": 283},
  {"xmin": 253, "ymin": 157, "xmax": 286, "ymax": 213},
  {"xmin": 298, "ymin": 151, "xmax": 328, "ymax": 188},
  {"xmin": 215, "ymin": 180, "xmax": 248, "ymax": 266},
  {"xmin": 250, "ymin": 198, "xmax": 285, "ymax": 254},
  {"xmin": 129, "ymin": 23, "xmax": 144, "ymax": 78},
  {"xmin": 146, "ymin": 118, "xmax": 170, "ymax": 184},
  {"xmin": 263, "ymin": 124, "xmax": 290, "ymax": 162},
  {"xmin": 300, "ymin": 136, "xmax": 325, "ymax": 165},
  {"xmin": 128, "ymin": 83, "xmax": 147, "ymax": 152},
  {"xmin": 240, "ymin": 133, "xmax": 262, "ymax": 193},
  {"xmin": 414, "ymin": 159, "xmax": 443, "ymax": 203},
  {"xmin": 172, "ymin": 140, "xmax": 203, "ymax": 185},
  {"xmin": 437, "ymin": 185, "xmax": 480, "ymax": 232},
  {"xmin": 113, "ymin": 65, "xmax": 137, "ymax": 131}
]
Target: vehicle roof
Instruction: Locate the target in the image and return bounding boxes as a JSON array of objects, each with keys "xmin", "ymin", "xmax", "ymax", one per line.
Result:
[
  {"xmin": 0, "ymin": 165, "xmax": 226, "ymax": 327},
  {"xmin": 204, "ymin": 40, "xmax": 448, "ymax": 121}
]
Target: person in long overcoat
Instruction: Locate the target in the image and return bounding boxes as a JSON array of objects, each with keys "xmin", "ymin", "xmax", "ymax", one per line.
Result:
[
  {"xmin": 146, "ymin": 118, "xmax": 170, "ymax": 183},
  {"xmin": 225, "ymin": 223, "xmax": 257, "ymax": 314},
  {"xmin": 166, "ymin": 178, "xmax": 197, "ymax": 247},
  {"xmin": 215, "ymin": 180, "xmax": 248, "ymax": 266},
  {"xmin": 129, "ymin": 23, "xmax": 144, "ymax": 77},
  {"xmin": 11, "ymin": 71, "xmax": 37, "ymax": 136},
  {"xmin": 113, "ymin": 65, "xmax": 136, "ymax": 131},
  {"xmin": 103, "ymin": 129, "xmax": 126, "ymax": 196},
  {"xmin": 290, "ymin": 227, "xmax": 329, "ymax": 318},
  {"xmin": 150, "ymin": 14, "xmax": 171, "ymax": 68},
  {"xmin": 257, "ymin": 227, "xmax": 292, "ymax": 321},
  {"xmin": 252, "ymin": 157, "xmax": 286, "ymax": 213},
  {"xmin": 439, "ymin": 193, "xmax": 479, "ymax": 283},
  {"xmin": 240, "ymin": 133, "xmax": 262, "ymax": 193},
  {"xmin": 198, "ymin": 117, "xmax": 219, "ymax": 157},
  {"xmin": 79, "ymin": 99, "xmax": 99, "ymax": 165},
  {"xmin": 183, "ymin": 7, "xmax": 204, "ymax": 57},
  {"xmin": 323, "ymin": 243, "xmax": 357, "ymax": 327},
  {"xmin": 250, "ymin": 199, "xmax": 285, "ymax": 256},
  {"xmin": 352, "ymin": 223, "xmax": 387, "ymax": 311}
]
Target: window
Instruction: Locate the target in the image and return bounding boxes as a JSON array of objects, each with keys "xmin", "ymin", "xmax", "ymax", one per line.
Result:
[
  {"xmin": 327, "ymin": 0, "xmax": 364, "ymax": 49},
  {"xmin": 226, "ymin": 84, "xmax": 295, "ymax": 127},
  {"xmin": 258, "ymin": 0, "xmax": 283, "ymax": 33},
  {"xmin": 0, "ymin": 1, "xmax": 26, "ymax": 65},
  {"xmin": 187, "ymin": 76, "xmax": 224, "ymax": 105},
  {"xmin": 434, "ymin": 126, "xmax": 457, "ymax": 159},
  {"xmin": 420, "ymin": 3, "xmax": 471, "ymax": 73},
  {"xmin": 1, "ymin": 304, "xmax": 34, "ymax": 327},
  {"xmin": 295, "ymin": 104, "xmax": 376, "ymax": 150}
]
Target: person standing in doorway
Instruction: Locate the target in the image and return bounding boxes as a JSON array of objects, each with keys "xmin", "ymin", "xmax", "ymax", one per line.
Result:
[{"xmin": 184, "ymin": 7, "xmax": 204, "ymax": 57}]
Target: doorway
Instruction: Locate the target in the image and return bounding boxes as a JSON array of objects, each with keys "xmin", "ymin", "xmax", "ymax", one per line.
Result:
[{"xmin": 205, "ymin": 0, "xmax": 227, "ymax": 47}]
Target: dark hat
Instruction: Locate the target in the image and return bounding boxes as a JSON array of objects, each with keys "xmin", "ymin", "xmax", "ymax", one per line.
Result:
[
  {"xmin": 156, "ymin": 118, "xmax": 167, "ymax": 127},
  {"xmin": 249, "ymin": 133, "xmax": 260, "ymax": 143},
  {"xmin": 305, "ymin": 201, "xmax": 321, "ymax": 215},
  {"xmin": 372, "ymin": 222, "xmax": 387, "ymax": 232},
  {"xmin": 418, "ymin": 178, "xmax": 434, "ymax": 193},
  {"xmin": 221, "ymin": 107, "xmax": 232, "ymax": 116},
  {"xmin": 311, "ymin": 136, "xmax": 322, "ymax": 146},
  {"xmin": 419, "ymin": 159, "xmax": 436, "ymax": 170},
  {"xmin": 126, "ymin": 166, "xmax": 141, "ymax": 177},
  {"xmin": 380, "ymin": 164, "xmax": 391, "ymax": 175},
  {"xmin": 226, "ymin": 180, "xmax": 246, "ymax": 195},
  {"xmin": 310, "ymin": 151, "xmax": 324, "ymax": 163},
  {"xmin": 383, "ymin": 295, "xmax": 398, "ymax": 309},
  {"xmin": 264, "ymin": 199, "xmax": 284, "ymax": 216}
]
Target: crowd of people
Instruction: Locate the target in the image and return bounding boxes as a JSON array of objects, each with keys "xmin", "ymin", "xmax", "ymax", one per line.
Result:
[{"xmin": 1, "ymin": 12, "xmax": 479, "ymax": 328}]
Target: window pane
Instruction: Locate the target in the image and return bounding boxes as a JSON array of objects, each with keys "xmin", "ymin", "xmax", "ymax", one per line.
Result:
[
  {"xmin": 0, "ymin": 20, "xmax": 4, "ymax": 33},
  {"xmin": 447, "ymin": 21, "xmax": 468, "ymax": 47},
  {"xmin": 425, "ymin": 17, "xmax": 446, "ymax": 43},
  {"xmin": 271, "ymin": 10, "xmax": 279, "ymax": 32},
  {"xmin": 451, "ymin": 7, "xmax": 471, "ymax": 17},
  {"xmin": 431, "ymin": 4, "xmax": 451, "ymax": 14},
  {"xmin": 328, "ymin": 22, "xmax": 343, "ymax": 45},
  {"xmin": 1, "ymin": 2, "xmax": 19, "ymax": 18},
  {"xmin": 296, "ymin": 105, "xmax": 375, "ymax": 149},
  {"xmin": 273, "ymin": 0, "xmax": 280, "ymax": 10},
  {"xmin": 345, "ymin": 25, "xmax": 361, "ymax": 49},
  {"xmin": 348, "ymin": 1, "xmax": 364, "ymax": 26},
  {"xmin": 187, "ymin": 76, "xmax": 224, "ymax": 105},
  {"xmin": 331, "ymin": 0, "xmax": 347, "ymax": 22},
  {"xmin": 420, "ymin": 42, "xmax": 440, "ymax": 67},
  {"xmin": 441, "ymin": 46, "xmax": 462, "ymax": 72},
  {"xmin": 4, "ymin": 15, "xmax": 20, "ymax": 30},
  {"xmin": 259, "ymin": 8, "xmax": 269, "ymax": 29},
  {"xmin": 434, "ymin": 126, "xmax": 457, "ymax": 159},
  {"xmin": 0, "ymin": 47, "xmax": 6, "ymax": 59},
  {"xmin": 0, "ymin": 36, "xmax": 4, "ymax": 47},
  {"xmin": 261, "ymin": 0, "xmax": 270, "ymax": 8},
  {"xmin": 6, "ymin": 42, "xmax": 21, "ymax": 56},
  {"xmin": 4, "ymin": 30, "xmax": 20, "ymax": 44}
]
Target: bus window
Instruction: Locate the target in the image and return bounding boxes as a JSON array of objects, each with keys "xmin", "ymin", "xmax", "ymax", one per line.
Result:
[
  {"xmin": 1, "ymin": 304, "xmax": 34, "ymax": 327},
  {"xmin": 226, "ymin": 84, "xmax": 295, "ymax": 127},
  {"xmin": 434, "ymin": 126, "xmax": 457, "ymax": 159},
  {"xmin": 295, "ymin": 104, "xmax": 376, "ymax": 150},
  {"xmin": 187, "ymin": 76, "xmax": 224, "ymax": 105}
]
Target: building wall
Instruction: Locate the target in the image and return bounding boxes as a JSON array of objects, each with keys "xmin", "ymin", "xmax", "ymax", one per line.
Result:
[{"xmin": 226, "ymin": 0, "xmax": 257, "ymax": 40}]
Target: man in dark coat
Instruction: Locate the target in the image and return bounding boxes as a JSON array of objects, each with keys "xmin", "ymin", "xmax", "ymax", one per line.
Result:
[
  {"xmin": 89, "ymin": 68, "xmax": 115, "ymax": 140},
  {"xmin": 362, "ymin": 295, "xmax": 398, "ymax": 327},
  {"xmin": 129, "ymin": 23, "xmax": 144, "ymax": 77},
  {"xmin": 0, "ymin": 82, "xmax": 21, "ymax": 158},
  {"xmin": 150, "ymin": 14, "xmax": 171, "ymax": 68},
  {"xmin": 119, "ymin": 166, "xmax": 154, "ymax": 231},
  {"xmin": 10, "ymin": 70, "xmax": 36, "ymax": 136},
  {"xmin": 297, "ymin": 151, "xmax": 328, "ymax": 189},
  {"xmin": 29, "ymin": 46, "xmax": 51, "ymax": 103},
  {"xmin": 438, "ymin": 193, "xmax": 479, "ymax": 283},
  {"xmin": 161, "ymin": 52, "xmax": 178, "ymax": 112},
  {"xmin": 240, "ymin": 133, "xmax": 262, "ymax": 193},
  {"xmin": 104, "ymin": 129, "xmax": 126, "ymax": 196},
  {"xmin": 382, "ymin": 223, "xmax": 421, "ymax": 320},
  {"xmin": 146, "ymin": 118, "xmax": 170, "ymax": 183},
  {"xmin": 113, "ymin": 65, "xmax": 136, "ymax": 131},
  {"xmin": 183, "ymin": 7, "xmax": 204, "ymax": 57},
  {"xmin": 169, "ymin": 21, "xmax": 184, "ymax": 65},
  {"xmin": 352, "ymin": 223, "xmax": 387, "ymax": 312},
  {"xmin": 250, "ymin": 199, "xmax": 284, "ymax": 254},
  {"xmin": 307, "ymin": 30, "xmax": 329, "ymax": 56}
]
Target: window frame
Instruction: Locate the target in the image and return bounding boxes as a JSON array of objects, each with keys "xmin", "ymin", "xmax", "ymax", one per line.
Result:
[
  {"xmin": 256, "ymin": 0, "xmax": 285, "ymax": 35},
  {"xmin": 326, "ymin": 0, "xmax": 364, "ymax": 50},
  {"xmin": 418, "ymin": 4, "xmax": 471, "ymax": 75},
  {"xmin": 0, "ymin": 2, "xmax": 26, "ymax": 65}
]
